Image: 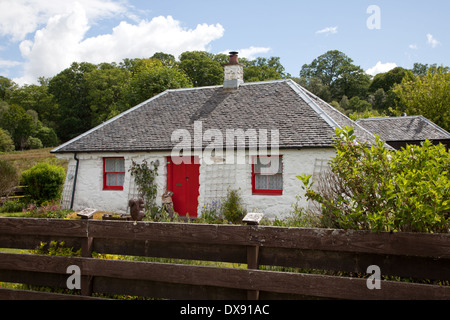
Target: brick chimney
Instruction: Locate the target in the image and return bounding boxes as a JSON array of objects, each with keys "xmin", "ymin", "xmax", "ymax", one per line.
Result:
[{"xmin": 223, "ymin": 51, "xmax": 244, "ymax": 89}]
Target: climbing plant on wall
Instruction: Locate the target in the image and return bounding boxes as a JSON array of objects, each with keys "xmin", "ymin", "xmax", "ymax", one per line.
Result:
[{"xmin": 129, "ymin": 159, "xmax": 159, "ymax": 217}]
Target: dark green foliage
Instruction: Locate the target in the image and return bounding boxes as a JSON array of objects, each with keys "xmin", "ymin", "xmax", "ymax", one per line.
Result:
[
  {"xmin": 21, "ymin": 162, "xmax": 65, "ymax": 204},
  {"xmin": 221, "ymin": 188, "xmax": 247, "ymax": 223}
]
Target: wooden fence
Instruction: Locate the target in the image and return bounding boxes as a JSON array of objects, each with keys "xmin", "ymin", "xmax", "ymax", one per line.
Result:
[{"xmin": 0, "ymin": 217, "xmax": 449, "ymax": 300}]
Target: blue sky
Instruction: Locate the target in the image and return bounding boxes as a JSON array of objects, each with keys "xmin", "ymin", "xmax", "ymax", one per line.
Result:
[{"xmin": 0, "ymin": 0, "xmax": 448, "ymax": 85}]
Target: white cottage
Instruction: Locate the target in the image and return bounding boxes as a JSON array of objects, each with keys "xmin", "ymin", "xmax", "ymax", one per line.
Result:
[{"xmin": 52, "ymin": 52, "xmax": 376, "ymax": 220}]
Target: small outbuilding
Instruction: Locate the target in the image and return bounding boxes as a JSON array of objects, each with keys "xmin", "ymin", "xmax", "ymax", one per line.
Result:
[{"xmin": 356, "ymin": 115, "xmax": 450, "ymax": 150}]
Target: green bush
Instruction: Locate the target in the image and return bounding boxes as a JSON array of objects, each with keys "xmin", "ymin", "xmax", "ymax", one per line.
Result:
[
  {"xmin": 0, "ymin": 128, "xmax": 14, "ymax": 152},
  {"xmin": 222, "ymin": 188, "xmax": 246, "ymax": 223},
  {"xmin": 21, "ymin": 162, "xmax": 65, "ymax": 204},
  {"xmin": 26, "ymin": 136, "xmax": 43, "ymax": 149},
  {"xmin": 0, "ymin": 199, "xmax": 26, "ymax": 213},
  {"xmin": 0, "ymin": 159, "xmax": 18, "ymax": 196},
  {"xmin": 299, "ymin": 127, "xmax": 450, "ymax": 233}
]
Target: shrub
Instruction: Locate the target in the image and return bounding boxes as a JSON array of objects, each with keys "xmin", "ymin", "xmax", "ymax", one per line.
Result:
[
  {"xmin": 221, "ymin": 188, "xmax": 246, "ymax": 223},
  {"xmin": 0, "ymin": 199, "xmax": 26, "ymax": 213},
  {"xmin": 21, "ymin": 162, "xmax": 65, "ymax": 204},
  {"xmin": 26, "ymin": 136, "xmax": 43, "ymax": 149},
  {"xmin": 299, "ymin": 127, "xmax": 450, "ymax": 233},
  {"xmin": 0, "ymin": 128, "xmax": 14, "ymax": 152},
  {"xmin": 0, "ymin": 159, "xmax": 18, "ymax": 196}
]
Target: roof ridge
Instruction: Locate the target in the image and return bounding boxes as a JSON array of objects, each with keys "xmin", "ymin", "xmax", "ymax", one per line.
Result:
[{"xmin": 285, "ymin": 79, "xmax": 341, "ymax": 130}]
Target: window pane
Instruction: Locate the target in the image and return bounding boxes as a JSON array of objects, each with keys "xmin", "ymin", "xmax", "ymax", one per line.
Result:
[
  {"xmin": 106, "ymin": 173, "xmax": 125, "ymax": 187},
  {"xmin": 255, "ymin": 157, "xmax": 281, "ymax": 174},
  {"xmin": 105, "ymin": 158, "xmax": 116, "ymax": 172},
  {"xmin": 269, "ymin": 175, "xmax": 283, "ymax": 190},
  {"xmin": 105, "ymin": 158, "xmax": 125, "ymax": 172},
  {"xmin": 255, "ymin": 175, "xmax": 268, "ymax": 189},
  {"xmin": 116, "ymin": 159, "xmax": 125, "ymax": 172}
]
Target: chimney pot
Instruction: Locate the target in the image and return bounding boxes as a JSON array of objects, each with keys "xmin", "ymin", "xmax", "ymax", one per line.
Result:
[
  {"xmin": 229, "ymin": 51, "xmax": 239, "ymax": 64},
  {"xmin": 223, "ymin": 51, "xmax": 244, "ymax": 90}
]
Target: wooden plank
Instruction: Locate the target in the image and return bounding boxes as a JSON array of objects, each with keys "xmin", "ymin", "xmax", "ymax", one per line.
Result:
[
  {"xmin": 87, "ymin": 220, "xmax": 254, "ymax": 245},
  {"xmin": 93, "ymin": 238, "xmax": 247, "ymax": 264},
  {"xmin": 249, "ymin": 226, "xmax": 450, "ymax": 258},
  {"xmin": 259, "ymin": 247, "xmax": 450, "ymax": 281},
  {"xmin": 0, "ymin": 234, "xmax": 82, "ymax": 251},
  {"xmin": 0, "ymin": 253, "xmax": 448, "ymax": 300},
  {"xmin": 0, "ymin": 217, "xmax": 87, "ymax": 238}
]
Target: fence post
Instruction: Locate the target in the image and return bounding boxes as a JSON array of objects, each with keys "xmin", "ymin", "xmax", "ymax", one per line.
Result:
[
  {"xmin": 244, "ymin": 213, "xmax": 263, "ymax": 300},
  {"xmin": 81, "ymin": 224, "xmax": 93, "ymax": 296},
  {"xmin": 247, "ymin": 245, "xmax": 260, "ymax": 300}
]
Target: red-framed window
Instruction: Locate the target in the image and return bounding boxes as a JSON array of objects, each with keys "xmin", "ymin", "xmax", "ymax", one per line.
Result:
[
  {"xmin": 252, "ymin": 156, "xmax": 283, "ymax": 195},
  {"xmin": 103, "ymin": 157, "xmax": 125, "ymax": 191}
]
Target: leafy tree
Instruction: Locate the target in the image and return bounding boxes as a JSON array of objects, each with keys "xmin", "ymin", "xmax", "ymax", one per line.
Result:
[
  {"xmin": 244, "ymin": 57, "xmax": 286, "ymax": 82},
  {"xmin": 0, "ymin": 76, "xmax": 16, "ymax": 101},
  {"xmin": 124, "ymin": 59, "xmax": 192, "ymax": 107},
  {"xmin": 300, "ymin": 50, "xmax": 370, "ymax": 101},
  {"xmin": 412, "ymin": 63, "xmax": 449, "ymax": 76},
  {"xmin": 7, "ymin": 83, "xmax": 59, "ymax": 128},
  {"xmin": 151, "ymin": 52, "xmax": 177, "ymax": 68},
  {"xmin": 0, "ymin": 128, "xmax": 14, "ymax": 152},
  {"xmin": 179, "ymin": 51, "xmax": 223, "ymax": 87},
  {"xmin": 48, "ymin": 62, "xmax": 97, "ymax": 141},
  {"xmin": 369, "ymin": 67, "xmax": 413, "ymax": 93},
  {"xmin": 84, "ymin": 62, "xmax": 131, "ymax": 126},
  {"xmin": 0, "ymin": 104, "xmax": 36, "ymax": 149},
  {"xmin": 392, "ymin": 69, "xmax": 450, "ymax": 132},
  {"xmin": 299, "ymin": 127, "xmax": 450, "ymax": 233}
]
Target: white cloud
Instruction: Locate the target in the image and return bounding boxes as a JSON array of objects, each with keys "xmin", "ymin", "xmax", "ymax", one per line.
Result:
[
  {"xmin": 426, "ymin": 33, "xmax": 441, "ymax": 48},
  {"xmin": 366, "ymin": 61, "xmax": 398, "ymax": 76},
  {"xmin": 409, "ymin": 44, "xmax": 418, "ymax": 50},
  {"xmin": 13, "ymin": 2, "xmax": 225, "ymax": 85},
  {"xmin": 222, "ymin": 46, "xmax": 271, "ymax": 60},
  {"xmin": 315, "ymin": 26, "xmax": 338, "ymax": 36},
  {"xmin": 0, "ymin": 0, "xmax": 128, "ymax": 42}
]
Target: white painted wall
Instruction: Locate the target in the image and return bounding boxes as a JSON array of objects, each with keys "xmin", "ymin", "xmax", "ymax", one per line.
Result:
[{"xmin": 56, "ymin": 148, "xmax": 334, "ymax": 220}]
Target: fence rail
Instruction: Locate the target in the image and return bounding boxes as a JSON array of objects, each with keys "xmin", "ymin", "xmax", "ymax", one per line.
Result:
[{"xmin": 0, "ymin": 217, "xmax": 449, "ymax": 300}]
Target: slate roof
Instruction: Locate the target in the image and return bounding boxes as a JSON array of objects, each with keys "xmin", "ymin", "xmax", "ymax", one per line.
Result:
[
  {"xmin": 52, "ymin": 79, "xmax": 377, "ymax": 154},
  {"xmin": 356, "ymin": 116, "xmax": 450, "ymax": 142}
]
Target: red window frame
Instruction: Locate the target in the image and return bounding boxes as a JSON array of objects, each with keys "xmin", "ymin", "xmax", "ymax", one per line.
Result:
[
  {"xmin": 251, "ymin": 155, "xmax": 283, "ymax": 195},
  {"xmin": 103, "ymin": 157, "xmax": 125, "ymax": 191}
]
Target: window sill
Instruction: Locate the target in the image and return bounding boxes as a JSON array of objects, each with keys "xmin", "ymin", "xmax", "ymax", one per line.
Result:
[
  {"xmin": 103, "ymin": 186, "xmax": 124, "ymax": 191},
  {"xmin": 252, "ymin": 190, "xmax": 283, "ymax": 196}
]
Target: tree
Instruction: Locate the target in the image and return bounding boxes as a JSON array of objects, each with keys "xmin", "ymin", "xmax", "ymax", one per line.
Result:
[
  {"xmin": 244, "ymin": 57, "xmax": 286, "ymax": 82},
  {"xmin": 0, "ymin": 128, "xmax": 14, "ymax": 152},
  {"xmin": 392, "ymin": 69, "xmax": 450, "ymax": 132},
  {"xmin": 369, "ymin": 67, "xmax": 413, "ymax": 93},
  {"xmin": 178, "ymin": 51, "xmax": 223, "ymax": 87},
  {"xmin": 0, "ymin": 104, "xmax": 36, "ymax": 150},
  {"xmin": 300, "ymin": 50, "xmax": 370, "ymax": 101},
  {"xmin": 124, "ymin": 59, "xmax": 192, "ymax": 107},
  {"xmin": 48, "ymin": 62, "xmax": 97, "ymax": 141},
  {"xmin": 7, "ymin": 82, "xmax": 59, "ymax": 128},
  {"xmin": 84, "ymin": 63, "xmax": 131, "ymax": 126}
]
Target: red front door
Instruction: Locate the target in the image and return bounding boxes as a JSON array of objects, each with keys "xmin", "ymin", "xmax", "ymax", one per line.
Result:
[{"xmin": 167, "ymin": 156, "xmax": 200, "ymax": 217}]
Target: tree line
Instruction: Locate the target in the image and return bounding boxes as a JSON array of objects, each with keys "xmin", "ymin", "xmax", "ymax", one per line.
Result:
[{"xmin": 0, "ymin": 50, "xmax": 449, "ymax": 152}]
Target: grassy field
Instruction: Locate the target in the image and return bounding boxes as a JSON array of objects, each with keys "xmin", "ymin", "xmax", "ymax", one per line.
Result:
[{"xmin": 0, "ymin": 147, "xmax": 68, "ymax": 174}]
